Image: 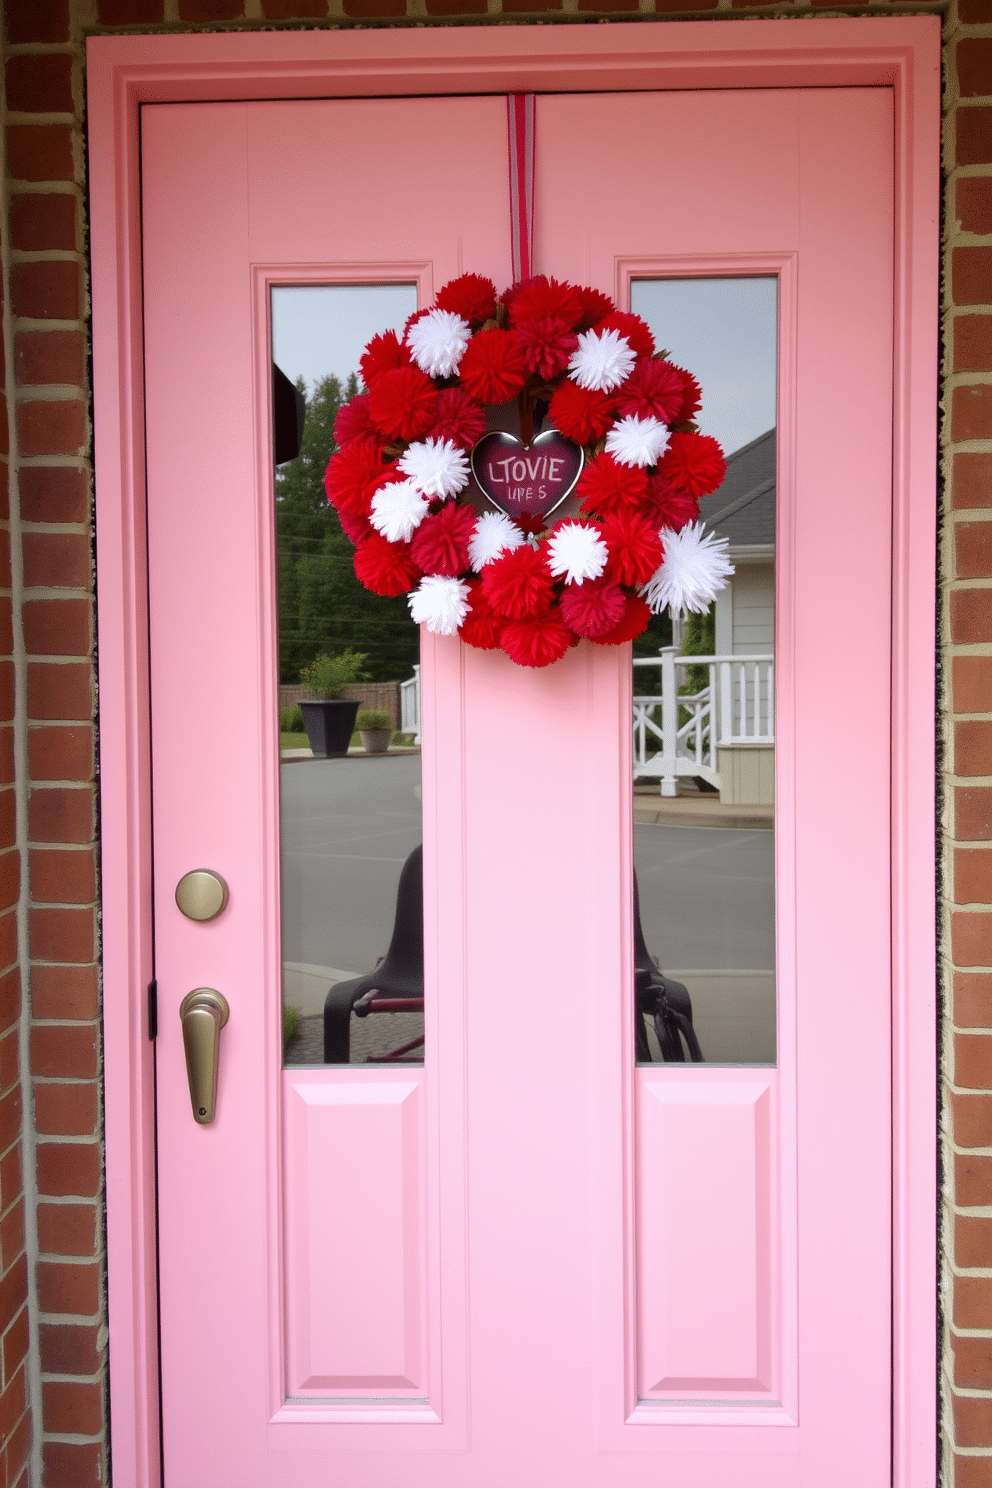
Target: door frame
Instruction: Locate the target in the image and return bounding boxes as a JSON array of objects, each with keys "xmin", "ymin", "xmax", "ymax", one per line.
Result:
[{"xmin": 87, "ymin": 19, "xmax": 939, "ymax": 1487}]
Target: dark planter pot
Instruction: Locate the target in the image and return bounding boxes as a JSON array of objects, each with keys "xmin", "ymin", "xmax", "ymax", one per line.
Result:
[{"xmin": 299, "ymin": 698, "xmax": 360, "ymax": 758}]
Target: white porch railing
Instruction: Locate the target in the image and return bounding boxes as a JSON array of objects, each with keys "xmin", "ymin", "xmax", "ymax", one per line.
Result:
[
  {"xmin": 399, "ymin": 648, "xmax": 774, "ymax": 792},
  {"xmin": 400, "ymin": 664, "xmax": 421, "ymax": 743},
  {"xmin": 633, "ymin": 648, "xmax": 774, "ymax": 797}
]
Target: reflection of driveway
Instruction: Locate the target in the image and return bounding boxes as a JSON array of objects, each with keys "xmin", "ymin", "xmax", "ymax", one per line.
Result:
[
  {"xmin": 279, "ymin": 755, "xmax": 423, "ymax": 984},
  {"xmin": 634, "ymin": 821, "xmax": 775, "ymax": 972},
  {"xmin": 279, "ymin": 760, "xmax": 777, "ymax": 1062}
]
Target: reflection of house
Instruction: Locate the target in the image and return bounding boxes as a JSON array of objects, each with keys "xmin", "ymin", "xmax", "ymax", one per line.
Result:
[
  {"xmin": 700, "ymin": 427, "xmax": 775, "ymax": 662},
  {"xmin": 635, "ymin": 429, "xmax": 776, "ymax": 805},
  {"xmin": 702, "ymin": 428, "xmax": 775, "ymax": 807}
]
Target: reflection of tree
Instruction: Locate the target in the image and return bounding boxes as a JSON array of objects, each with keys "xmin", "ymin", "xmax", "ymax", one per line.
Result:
[
  {"xmin": 679, "ymin": 605, "xmax": 716, "ymax": 694},
  {"xmin": 632, "ymin": 607, "xmax": 673, "ymax": 660},
  {"xmin": 275, "ymin": 374, "xmax": 419, "ymax": 683}
]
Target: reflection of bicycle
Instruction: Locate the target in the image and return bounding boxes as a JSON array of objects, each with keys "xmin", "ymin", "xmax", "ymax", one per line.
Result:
[
  {"xmin": 633, "ymin": 871, "xmax": 704, "ymax": 1065},
  {"xmin": 322, "ymin": 845, "xmax": 423, "ymax": 1065}
]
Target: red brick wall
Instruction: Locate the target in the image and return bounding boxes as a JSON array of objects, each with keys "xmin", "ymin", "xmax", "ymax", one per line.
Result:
[
  {"xmin": 0, "ymin": 0, "xmax": 977, "ymax": 1482},
  {"xmin": 0, "ymin": 35, "xmax": 29, "ymax": 1486},
  {"xmin": 946, "ymin": 9, "xmax": 992, "ymax": 1484},
  {"xmin": 4, "ymin": 1, "xmax": 101, "ymax": 1481}
]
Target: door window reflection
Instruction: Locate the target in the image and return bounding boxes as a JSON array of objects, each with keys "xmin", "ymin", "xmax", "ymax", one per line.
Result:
[
  {"xmin": 272, "ymin": 284, "xmax": 425, "ymax": 1066},
  {"xmin": 630, "ymin": 278, "xmax": 777, "ymax": 1067}
]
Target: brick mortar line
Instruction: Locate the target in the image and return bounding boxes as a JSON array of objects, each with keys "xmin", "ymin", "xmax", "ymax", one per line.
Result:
[
  {"xmin": 38, "ymin": 1431, "xmax": 102, "ymax": 1445},
  {"xmin": 15, "ymin": 388, "xmax": 89, "ymax": 404},
  {"xmin": 11, "ymin": 323, "xmax": 87, "ymax": 337},
  {"xmin": 5, "ymin": 116, "xmax": 77, "ymax": 128},
  {"xmin": 20, "ymin": 522, "xmax": 92, "ymax": 535},
  {"xmin": 21, "ymin": 587, "xmax": 94, "ymax": 599},
  {"xmin": 39, "ymin": 1372, "xmax": 104, "ymax": 1386},
  {"xmin": 8, "ymin": 255, "xmax": 85, "ymax": 270},
  {"xmin": 16, "ymin": 459, "xmax": 90, "ymax": 471}
]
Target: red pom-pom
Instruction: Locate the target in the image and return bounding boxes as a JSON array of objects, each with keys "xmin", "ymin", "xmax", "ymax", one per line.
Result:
[
  {"xmin": 334, "ymin": 394, "xmax": 373, "ymax": 447},
  {"xmin": 499, "ymin": 610, "xmax": 573, "ymax": 668},
  {"xmin": 558, "ymin": 576, "xmax": 627, "ymax": 638},
  {"xmin": 359, "ymin": 330, "xmax": 410, "ymax": 388},
  {"xmin": 435, "ymin": 274, "xmax": 498, "ymax": 326},
  {"xmin": 337, "ymin": 504, "xmax": 374, "ymax": 545},
  {"xmin": 514, "ymin": 318, "xmax": 578, "ymax": 380},
  {"xmin": 368, "ymin": 366, "xmax": 439, "ymax": 443},
  {"xmin": 459, "ymin": 330, "xmax": 528, "ymax": 405},
  {"xmin": 428, "ymin": 388, "xmax": 486, "ymax": 451},
  {"xmin": 575, "ymin": 286, "xmax": 616, "ymax": 332},
  {"xmin": 601, "ymin": 511, "xmax": 664, "ymax": 586},
  {"xmin": 353, "ymin": 532, "xmax": 420, "ymax": 597},
  {"xmin": 458, "ymin": 579, "xmax": 505, "ymax": 650},
  {"xmin": 324, "ymin": 438, "xmax": 385, "ymax": 515},
  {"xmin": 508, "ymin": 276, "xmax": 585, "ymax": 331},
  {"xmin": 589, "ymin": 593, "xmax": 652, "ymax": 646},
  {"xmin": 595, "ymin": 311, "xmax": 655, "ymax": 361},
  {"xmin": 577, "ymin": 453, "xmax": 649, "ymax": 518},
  {"xmin": 645, "ymin": 474, "xmax": 700, "ymax": 530},
  {"xmin": 549, "ymin": 381, "xmax": 616, "ymax": 445},
  {"xmin": 482, "ymin": 544, "xmax": 555, "ymax": 620},
  {"xmin": 670, "ymin": 364, "xmax": 702, "ymax": 423},
  {"xmin": 409, "ymin": 502, "xmax": 476, "ymax": 577},
  {"xmin": 614, "ymin": 358, "xmax": 685, "ymax": 426},
  {"xmin": 500, "ymin": 276, "xmax": 540, "ymax": 319},
  {"xmin": 657, "ymin": 431, "xmax": 726, "ymax": 498}
]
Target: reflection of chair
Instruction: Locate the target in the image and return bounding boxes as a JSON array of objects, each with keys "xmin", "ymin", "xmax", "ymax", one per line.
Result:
[
  {"xmin": 633, "ymin": 871, "xmax": 704, "ymax": 1063},
  {"xmin": 322, "ymin": 846, "xmax": 424, "ymax": 1064}
]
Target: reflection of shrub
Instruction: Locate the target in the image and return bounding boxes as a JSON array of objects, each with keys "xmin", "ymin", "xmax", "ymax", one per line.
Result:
[
  {"xmin": 355, "ymin": 709, "xmax": 391, "ymax": 731},
  {"xmin": 299, "ymin": 649, "xmax": 369, "ymax": 698},
  {"xmin": 279, "ymin": 705, "xmax": 304, "ymax": 732},
  {"xmin": 283, "ymin": 1005, "xmax": 302, "ymax": 1044}
]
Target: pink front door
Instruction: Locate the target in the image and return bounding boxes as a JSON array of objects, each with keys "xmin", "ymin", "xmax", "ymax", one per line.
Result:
[{"xmin": 140, "ymin": 83, "xmax": 896, "ymax": 1487}]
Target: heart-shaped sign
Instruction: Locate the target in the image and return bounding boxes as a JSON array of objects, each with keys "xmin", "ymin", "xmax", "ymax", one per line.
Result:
[{"xmin": 470, "ymin": 429, "xmax": 584, "ymax": 521}]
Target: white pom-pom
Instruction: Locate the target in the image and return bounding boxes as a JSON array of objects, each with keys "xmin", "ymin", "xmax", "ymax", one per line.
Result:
[
  {"xmin": 369, "ymin": 478, "xmax": 430, "ymax": 544},
  {"xmin": 567, "ymin": 328, "xmax": 637, "ymax": 394},
  {"xmin": 398, "ymin": 437, "xmax": 470, "ymax": 499},
  {"xmin": 406, "ymin": 308, "xmax": 471, "ymax": 379},
  {"xmin": 640, "ymin": 522, "xmax": 735, "ymax": 616},
  {"xmin": 468, "ymin": 511, "xmax": 526, "ymax": 570},
  {"xmin": 408, "ymin": 575, "xmax": 471, "ymax": 636},
  {"xmin": 604, "ymin": 415, "xmax": 670, "ymax": 469},
  {"xmin": 546, "ymin": 521, "xmax": 609, "ymax": 586}
]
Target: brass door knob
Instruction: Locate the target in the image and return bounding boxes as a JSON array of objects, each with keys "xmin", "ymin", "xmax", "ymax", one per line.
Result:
[
  {"xmin": 175, "ymin": 870, "xmax": 228, "ymax": 922},
  {"xmin": 179, "ymin": 989, "xmax": 229, "ymax": 1124}
]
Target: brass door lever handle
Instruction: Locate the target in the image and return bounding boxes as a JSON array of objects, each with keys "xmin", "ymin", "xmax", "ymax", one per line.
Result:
[{"xmin": 179, "ymin": 989, "xmax": 229, "ymax": 1124}]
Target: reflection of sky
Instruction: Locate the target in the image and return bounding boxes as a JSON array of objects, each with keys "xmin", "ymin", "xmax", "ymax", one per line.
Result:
[
  {"xmin": 632, "ymin": 278, "xmax": 777, "ymax": 458},
  {"xmin": 271, "ymin": 277, "xmax": 777, "ymax": 459},
  {"xmin": 271, "ymin": 284, "xmax": 417, "ymax": 395}
]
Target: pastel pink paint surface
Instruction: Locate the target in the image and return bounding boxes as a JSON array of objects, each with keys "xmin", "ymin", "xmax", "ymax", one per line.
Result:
[{"xmin": 89, "ymin": 25, "xmax": 940, "ymax": 1487}]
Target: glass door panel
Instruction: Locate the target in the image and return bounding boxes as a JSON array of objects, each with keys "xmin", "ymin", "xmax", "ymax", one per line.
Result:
[
  {"xmin": 630, "ymin": 278, "xmax": 777, "ymax": 1066},
  {"xmin": 271, "ymin": 284, "xmax": 424, "ymax": 1067}
]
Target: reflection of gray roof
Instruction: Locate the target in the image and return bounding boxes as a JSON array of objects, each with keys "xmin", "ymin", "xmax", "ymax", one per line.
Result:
[{"xmin": 698, "ymin": 428, "xmax": 775, "ymax": 549}]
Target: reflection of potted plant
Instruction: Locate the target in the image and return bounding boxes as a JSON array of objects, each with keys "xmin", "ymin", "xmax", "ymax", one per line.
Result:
[
  {"xmin": 356, "ymin": 709, "xmax": 392, "ymax": 755},
  {"xmin": 298, "ymin": 650, "xmax": 368, "ymax": 758}
]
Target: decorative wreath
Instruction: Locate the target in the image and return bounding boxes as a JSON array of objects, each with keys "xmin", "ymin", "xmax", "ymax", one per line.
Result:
[{"xmin": 324, "ymin": 274, "xmax": 733, "ymax": 670}]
